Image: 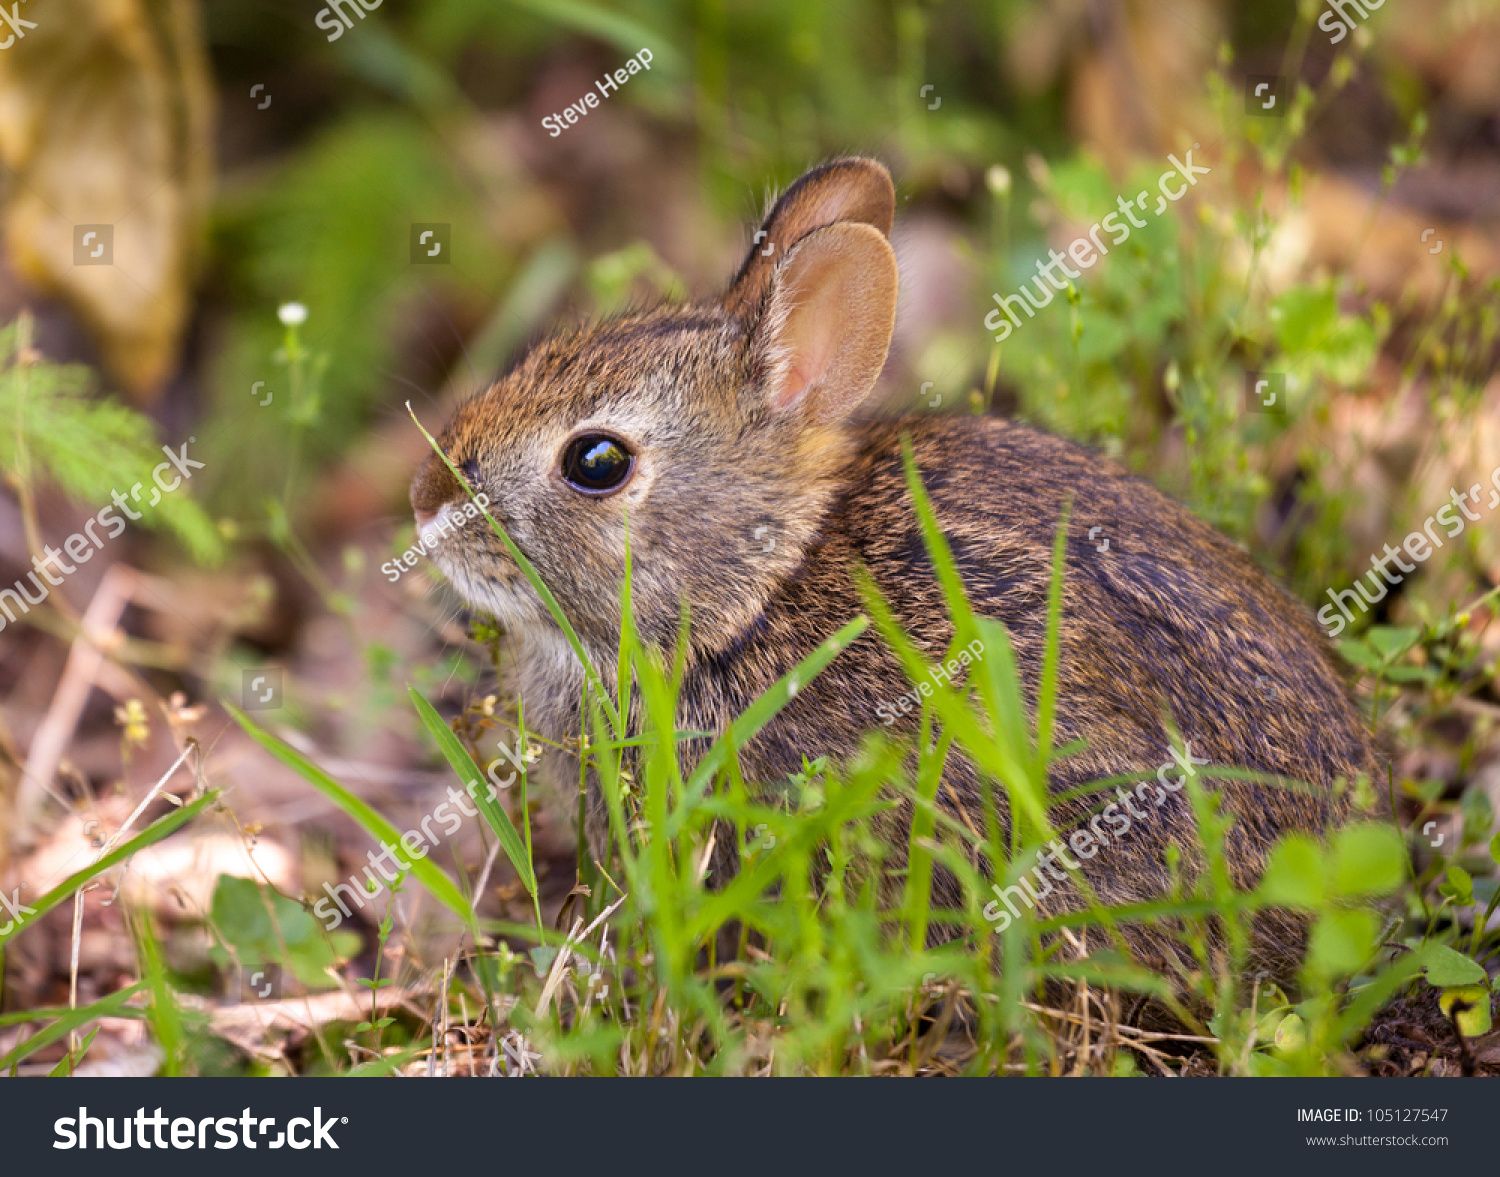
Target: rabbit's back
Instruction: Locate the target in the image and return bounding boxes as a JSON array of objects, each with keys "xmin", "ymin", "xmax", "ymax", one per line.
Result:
[{"xmin": 670, "ymin": 414, "xmax": 1373, "ymax": 967}]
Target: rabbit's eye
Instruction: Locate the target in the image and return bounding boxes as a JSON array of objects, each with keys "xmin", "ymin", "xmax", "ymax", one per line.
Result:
[
  {"xmin": 461, "ymin": 458, "xmax": 481, "ymax": 484},
  {"xmin": 561, "ymin": 434, "xmax": 634, "ymax": 495}
]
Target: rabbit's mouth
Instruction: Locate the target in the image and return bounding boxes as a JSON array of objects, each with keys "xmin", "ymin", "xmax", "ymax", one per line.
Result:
[
  {"xmin": 437, "ymin": 552, "xmax": 551, "ymax": 637},
  {"xmin": 410, "ymin": 498, "xmax": 530, "ymax": 622}
]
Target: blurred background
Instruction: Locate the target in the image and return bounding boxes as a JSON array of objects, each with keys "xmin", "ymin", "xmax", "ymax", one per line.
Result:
[{"xmin": 0, "ymin": 0, "xmax": 1498, "ymax": 1072}]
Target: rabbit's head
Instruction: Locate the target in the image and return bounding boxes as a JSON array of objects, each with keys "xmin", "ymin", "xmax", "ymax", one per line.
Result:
[{"xmin": 410, "ymin": 159, "xmax": 899, "ymax": 654}]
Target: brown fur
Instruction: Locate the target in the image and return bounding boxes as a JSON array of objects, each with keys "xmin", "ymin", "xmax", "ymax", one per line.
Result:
[{"xmin": 411, "ymin": 159, "xmax": 1377, "ymax": 983}]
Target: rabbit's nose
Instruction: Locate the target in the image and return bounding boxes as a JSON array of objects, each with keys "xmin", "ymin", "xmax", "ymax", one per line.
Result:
[
  {"xmin": 416, "ymin": 502, "xmax": 460, "ymax": 548},
  {"xmin": 410, "ymin": 447, "xmax": 463, "ymax": 523}
]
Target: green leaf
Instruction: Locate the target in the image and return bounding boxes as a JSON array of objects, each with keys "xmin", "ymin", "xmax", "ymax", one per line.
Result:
[
  {"xmin": 346, "ymin": 1041, "xmax": 429, "ymax": 1076},
  {"xmin": 408, "ymin": 406, "xmax": 620, "ymax": 735},
  {"xmin": 0, "ymin": 1003, "xmax": 147, "ymax": 1029},
  {"xmin": 1337, "ymin": 639, "xmax": 1381, "ymax": 671},
  {"xmin": 408, "ymin": 685, "xmax": 536, "ymax": 897},
  {"xmin": 1365, "ymin": 626, "xmax": 1420, "ymax": 661},
  {"xmin": 210, "ymin": 875, "xmax": 348, "ymax": 988},
  {"xmin": 1406, "ymin": 778, "xmax": 1446, "ymax": 805},
  {"xmin": 1272, "ymin": 283, "xmax": 1378, "ymax": 385},
  {"xmin": 1306, "ymin": 908, "xmax": 1380, "ymax": 980},
  {"xmin": 228, "ymin": 704, "xmax": 475, "ymax": 930},
  {"xmin": 1438, "ymin": 987, "xmax": 1492, "ymax": 1037},
  {"xmin": 1440, "ymin": 865, "xmax": 1474, "ymax": 906},
  {"xmin": 1258, "ymin": 834, "xmax": 1325, "ymax": 908},
  {"xmin": 1273, "ymin": 1012, "xmax": 1306, "ymax": 1053},
  {"xmin": 1460, "ymin": 787, "xmax": 1494, "ymax": 847},
  {"xmin": 1328, "ymin": 823, "xmax": 1407, "ymax": 898},
  {"xmin": 1417, "ymin": 943, "xmax": 1486, "ymax": 988},
  {"xmin": 1040, "ymin": 956, "xmax": 1174, "ymax": 999}
]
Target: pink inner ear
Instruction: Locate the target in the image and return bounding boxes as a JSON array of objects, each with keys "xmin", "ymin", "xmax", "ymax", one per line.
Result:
[
  {"xmin": 759, "ymin": 221, "xmax": 897, "ymax": 423},
  {"xmin": 768, "ymin": 285, "xmax": 840, "ymax": 414},
  {"xmin": 768, "ymin": 361, "xmax": 811, "ymax": 412}
]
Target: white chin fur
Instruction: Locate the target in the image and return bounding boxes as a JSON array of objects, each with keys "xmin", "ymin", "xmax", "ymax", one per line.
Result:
[{"xmin": 436, "ymin": 556, "xmax": 547, "ymax": 636}]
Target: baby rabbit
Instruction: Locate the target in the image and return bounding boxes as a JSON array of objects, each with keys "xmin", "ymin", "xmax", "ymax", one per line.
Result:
[{"xmin": 411, "ymin": 158, "xmax": 1376, "ymax": 981}]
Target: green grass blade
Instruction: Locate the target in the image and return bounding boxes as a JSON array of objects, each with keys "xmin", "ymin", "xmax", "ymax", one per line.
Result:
[
  {"xmin": 0, "ymin": 1004, "xmax": 147, "ymax": 1029},
  {"xmin": 617, "ymin": 512, "xmax": 636, "ymax": 759},
  {"xmin": 130, "ymin": 906, "xmax": 185, "ymax": 1075},
  {"xmin": 898, "ymin": 435, "xmax": 980, "ymax": 644},
  {"xmin": 0, "ymin": 790, "xmax": 219, "ymax": 951},
  {"xmin": 892, "ymin": 440, "xmax": 1054, "ymax": 836},
  {"xmin": 346, "ymin": 1040, "xmax": 431, "ymax": 1076},
  {"xmin": 407, "ymin": 405, "xmax": 620, "ymax": 735},
  {"xmin": 1334, "ymin": 953, "xmax": 1425, "ymax": 1042},
  {"xmin": 1040, "ymin": 959, "xmax": 1175, "ymax": 999},
  {"xmin": 1034, "ymin": 506, "xmax": 1070, "ymax": 768},
  {"xmin": 687, "ymin": 755, "xmax": 892, "ymax": 940},
  {"xmin": 669, "ymin": 616, "xmax": 868, "ymax": 833},
  {"xmin": 408, "ymin": 685, "xmax": 537, "ymax": 897},
  {"xmin": 228, "ymin": 704, "xmax": 476, "ymax": 929},
  {"xmin": 904, "ymin": 715, "xmax": 951, "ymax": 951},
  {"xmin": 0, "ymin": 983, "xmax": 145, "ymax": 1074},
  {"xmin": 855, "ymin": 570, "xmax": 1048, "ymax": 835},
  {"xmin": 47, "ymin": 1027, "xmax": 98, "ymax": 1076}
]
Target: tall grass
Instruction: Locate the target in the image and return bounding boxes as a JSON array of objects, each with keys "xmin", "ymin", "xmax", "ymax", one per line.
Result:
[
  {"xmin": 225, "ymin": 424, "xmax": 1442, "ymax": 1077},
  {"xmin": 14, "ymin": 424, "xmax": 1484, "ymax": 1074}
]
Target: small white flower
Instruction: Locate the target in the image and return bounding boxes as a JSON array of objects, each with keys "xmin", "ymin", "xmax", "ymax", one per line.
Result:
[{"xmin": 277, "ymin": 302, "xmax": 308, "ymax": 326}]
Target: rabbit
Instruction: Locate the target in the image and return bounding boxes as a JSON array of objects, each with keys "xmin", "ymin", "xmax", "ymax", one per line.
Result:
[{"xmin": 410, "ymin": 157, "xmax": 1378, "ymax": 984}]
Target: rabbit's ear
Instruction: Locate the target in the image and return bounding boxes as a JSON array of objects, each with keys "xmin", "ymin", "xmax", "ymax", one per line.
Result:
[
  {"xmin": 753, "ymin": 221, "xmax": 898, "ymax": 425},
  {"xmin": 724, "ymin": 158, "xmax": 894, "ymax": 318}
]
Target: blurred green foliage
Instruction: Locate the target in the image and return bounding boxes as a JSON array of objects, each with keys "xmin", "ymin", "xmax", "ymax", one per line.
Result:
[
  {"xmin": 209, "ymin": 874, "xmax": 360, "ymax": 989},
  {"xmin": 193, "ymin": 0, "xmax": 1500, "ymax": 634},
  {"xmin": 0, "ymin": 319, "xmax": 222, "ymax": 563},
  {"xmin": 197, "ymin": 0, "xmax": 1049, "ymax": 510}
]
